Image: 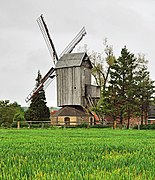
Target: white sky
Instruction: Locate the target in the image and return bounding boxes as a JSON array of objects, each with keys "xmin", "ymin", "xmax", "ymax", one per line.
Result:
[{"xmin": 0, "ymin": 0, "xmax": 155, "ymax": 107}]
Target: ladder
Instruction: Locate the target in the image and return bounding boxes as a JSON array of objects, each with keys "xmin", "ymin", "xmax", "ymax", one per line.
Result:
[{"xmin": 86, "ymin": 95, "xmax": 95, "ymax": 108}]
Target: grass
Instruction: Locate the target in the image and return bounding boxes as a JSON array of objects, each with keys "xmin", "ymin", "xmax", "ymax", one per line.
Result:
[{"xmin": 0, "ymin": 128, "xmax": 155, "ymax": 179}]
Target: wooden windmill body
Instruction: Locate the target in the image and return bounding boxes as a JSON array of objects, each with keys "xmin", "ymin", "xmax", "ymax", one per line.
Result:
[{"xmin": 55, "ymin": 53, "xmax": 100, "ymax": 108}]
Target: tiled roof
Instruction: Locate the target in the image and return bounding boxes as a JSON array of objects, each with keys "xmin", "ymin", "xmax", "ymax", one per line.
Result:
[{"xmin": 52, "ymin": 105, "xmax": 93, "ymax": 117}]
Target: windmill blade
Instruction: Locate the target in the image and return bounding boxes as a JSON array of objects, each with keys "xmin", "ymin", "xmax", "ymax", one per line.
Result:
[
  {"xmin": 25, "ymin": 83, "xmax": 43, "ymax": 103},
  {"xmin": 41, "ymin": 67, "xmax": 55, "ymax": 84},
  {"xmin": 59, "ymin": 27, "xmax": 87, "ymax": 58},
  {"xmin": 26, "ymin": 75, "xmax": 55, "ymax": 104},
  {"xmin": 25, "ymin": 67, "xmax": 55, "ymax": 103},
  {"xmin": 37, "ymin": 15, "xmax": 59, "ymax": 65}
]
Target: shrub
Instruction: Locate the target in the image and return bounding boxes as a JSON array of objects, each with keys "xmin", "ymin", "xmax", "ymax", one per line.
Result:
[
  {"xmin": 90, "ymin": 124, "xmax": 111, "ymax": 128},
  {"xmin": 76, "ymin": 122, "xmax": 88, "ymax": 128},
  {"xmin": 133, "ymin": 124, "xmax": 155, "ymax": 130}
]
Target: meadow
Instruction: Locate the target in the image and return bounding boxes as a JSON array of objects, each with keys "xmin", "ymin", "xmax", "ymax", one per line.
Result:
[{"xmin": 1, "ymin": 128, "xmax": 155, "ymax": 180}]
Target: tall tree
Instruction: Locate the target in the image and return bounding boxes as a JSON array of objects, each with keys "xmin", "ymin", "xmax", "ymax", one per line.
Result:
[
  {"xmin": 108, "ymin": 46, "xmax": 138, "ymax": 128},
  {"xmin": 25, "ymin": 71, "xmax": 50, "ymax": 122},
  {"xmin": 89, "ymin": 39, "xmax": 116, "ymax": 121},
  {"xmin": 135, "ymin": 55, "xmax": 155, "ymax": 125}
]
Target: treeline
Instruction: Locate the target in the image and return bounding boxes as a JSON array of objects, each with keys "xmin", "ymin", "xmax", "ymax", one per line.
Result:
[{"xmin": 90, "ymin": 43, "xmax": 155, "ymax": 128}]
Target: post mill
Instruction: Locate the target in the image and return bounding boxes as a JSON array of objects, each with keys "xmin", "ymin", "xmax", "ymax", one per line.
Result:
[{"xmin": 25, "ymin": 15, "xmax": 100, "ymax": 126}]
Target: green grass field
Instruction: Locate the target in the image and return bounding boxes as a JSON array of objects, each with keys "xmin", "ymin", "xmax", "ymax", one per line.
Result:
[{"xmin": 1, "ymin": 128, "xmax": 155, "ymax": 180}]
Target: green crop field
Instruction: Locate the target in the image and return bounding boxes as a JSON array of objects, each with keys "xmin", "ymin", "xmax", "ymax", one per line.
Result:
[{"xmin": 1, "ymin": 128, "xmax": 155, "ymax": 180}]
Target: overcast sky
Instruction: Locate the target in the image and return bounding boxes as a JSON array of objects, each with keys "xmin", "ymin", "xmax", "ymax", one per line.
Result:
[{"xmin": 1, "ymin": 0, "xmax": 155, "ymax": 107}]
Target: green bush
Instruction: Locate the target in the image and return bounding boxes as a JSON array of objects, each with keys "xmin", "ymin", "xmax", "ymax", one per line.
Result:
[
  {"xmin": 133, "ymin": 124, "xmax": 155, "ymax": 130},
  {"xmin": 1, "ymin": 122, "xmax": 11, "ymax": 128},
  {"xmin": 90, "ymin": 124, "xmax": 112, "ymax": 128},
  {"xmin": 76, "ymin": 122, "xmax": 88, "ymax": 128},
  {"xmin": 27, "ymin": 122, "xmax": 51, "ymax": 128}
]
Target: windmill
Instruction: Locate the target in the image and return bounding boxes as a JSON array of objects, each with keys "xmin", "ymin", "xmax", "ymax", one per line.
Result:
[
  {"xmin": 25, "ymin": 14, "xmax": 87, "ymax": 103},
  {"xmin": 25, "ymin": 15, "xmax": 100, "ymax": 125}
]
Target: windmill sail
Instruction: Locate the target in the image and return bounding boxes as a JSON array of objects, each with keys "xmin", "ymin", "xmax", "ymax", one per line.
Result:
[
  {"xmin": 37, "ymin": 15, "xmax": 59, "ymax": 65},
  {"xmin": 59, "ymin": 27, "xmax": 86, "ymax": 58}
]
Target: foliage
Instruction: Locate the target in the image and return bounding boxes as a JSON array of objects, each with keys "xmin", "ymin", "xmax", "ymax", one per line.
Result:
[
  {"xmin": 25, "ymin": 70, "xmax": 50, "ymax": 122},
  {"xmin": 13, "ymin": 112, "xmax": 25, "ymax": 122},
  {"xmin": 0, "ymin": 100, "xmax": 24, "ymax": 127},
  {"xmin": 89, "ymin": 38, "xmax": 116, "ymax": 92},
  {"xmin": 90, "ymin": 124, "xmax": 111, "ymax": 128},
  {"xmin": 140, "ymin": 124, "xmax": 155, "ymax": 130},
  {"xmin": 135, "ymin": 54, "xmax": 155, "ymax": 125},
  {"xmin": 1, "ymin": 129, "xmax": 155, "ymax": 179},
  {"xmin": 133, "ymin": 124, "xmax": 155, "ymax": 130},
  {"xmin": 76, "ymin": 122, "xmax": 88, "ymax": 128}
]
